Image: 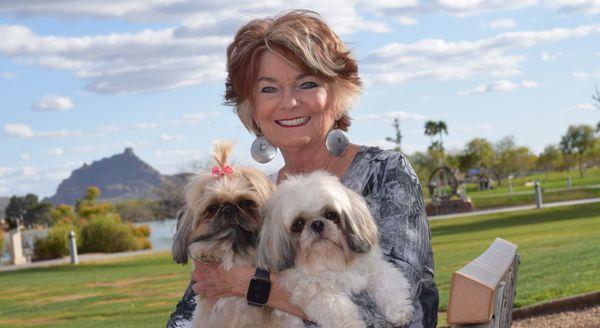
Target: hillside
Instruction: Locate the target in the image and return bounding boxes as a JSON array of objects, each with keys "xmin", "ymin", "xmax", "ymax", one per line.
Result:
[{"xmin": 46, "ymin": 148, "xmax": 164, "ymax": 206}]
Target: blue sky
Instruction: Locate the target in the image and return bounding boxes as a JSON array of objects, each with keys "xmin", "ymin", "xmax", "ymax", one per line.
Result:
[{"xmin": 0, "ymin": 1, "xmax": 599, "ymax": 198}]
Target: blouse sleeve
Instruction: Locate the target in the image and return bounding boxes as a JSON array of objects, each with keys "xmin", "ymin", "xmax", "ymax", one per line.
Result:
[
  {"xmin": 352, "ymin": 151, "xmax": 439, "ymax": 328},
  {"xmin": 166, "ymin": 281, "xmax": 196, "ymax": 328}
]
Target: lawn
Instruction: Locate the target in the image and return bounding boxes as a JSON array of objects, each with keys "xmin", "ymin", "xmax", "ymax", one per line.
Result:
[
  {"xmin": 423, "ymin": 167, "xmax": 600, "ymax": 210},
  {"xmin": 431, "ymin": 202, "xmax": 600, "ymax": 324},
  {"xmin": 1, "ymin": 202, "xmax": 599, "ymax": 327}
]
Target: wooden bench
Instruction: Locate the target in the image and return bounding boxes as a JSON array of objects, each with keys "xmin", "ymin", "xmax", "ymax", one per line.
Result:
[{"xmin": 446, "ymin": 238, "xmax": 519, "ymax": 328}]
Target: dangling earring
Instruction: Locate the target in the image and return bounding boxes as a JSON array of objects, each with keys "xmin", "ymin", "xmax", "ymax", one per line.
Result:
[
  {"xmin": 326, "ymin": 120, "xmax": 349, "ymax": 157},
  {"xmin": 251, "ymin": 131, "xmax": 277, "ymax": 163}
]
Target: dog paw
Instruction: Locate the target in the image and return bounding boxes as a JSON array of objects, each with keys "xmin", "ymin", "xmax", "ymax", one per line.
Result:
[{"xmin": 387, "ymin": 303, "xmax": 414, "ymax": 326}]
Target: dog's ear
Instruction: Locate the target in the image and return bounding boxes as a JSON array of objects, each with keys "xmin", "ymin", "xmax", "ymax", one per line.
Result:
[
  {"xmin": 172, "ymin": 207, "xmax": 194, "ymax": 264},
  {"xmin": 342, "ymin": 189, "xmax": 379, "ymax": 254},
  {"xmin": 256, "ymin": 204, "xmax": 296, "ymax": 271}
]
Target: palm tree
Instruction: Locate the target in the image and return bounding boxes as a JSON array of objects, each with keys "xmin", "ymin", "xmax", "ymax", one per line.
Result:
[
  {"xmin": 424, "ymin": 121, "xmax": 438, "ymax": 143},
  {"xmin": 437, "ymin": 120, "xmax": 448, "ymax": 147}
]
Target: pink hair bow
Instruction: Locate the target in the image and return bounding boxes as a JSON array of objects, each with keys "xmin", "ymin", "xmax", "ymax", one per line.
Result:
[{"xmin": 211, "ymin": 165, "xmax": 233, "ymax": 177}]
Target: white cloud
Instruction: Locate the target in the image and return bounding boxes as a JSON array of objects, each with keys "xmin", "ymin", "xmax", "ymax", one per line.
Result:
[
  {"xmin": 154, "ymin": 148, "xmax": 204, "ymax": 159},
  {"xmin": 20, "ymin": 153, "xmax": 30, "ymax": 161},
  {"xmin": 459, "ymin": 124, "xmax": 493, "ymax": 132},
  {"xmin": 45, "ymin": 147, "xmax": 64, "ymax": 156},
  {"xmin": 541, "ymin": 51, "xmax": 562, "ymax": 61},
  {"xmin": 489, "ymin": 18, "xmax": 517, "ymax": 29},
  {"xmin": 161, "ymin": 133, "xmax": 184, "ymax": 141},
  {"xmin": 458, "ymin": 80, "xmax": 519, "ymax": 96},
  {"xmin": 522, "ymin": 80, "xmax": 539, "ymax": 88},
  {"xmin": 396, "ymin": 16, "xmax": 418, "ymax": 26},
  {"xmin": 362, "ymin": 0, "xmax": 537, "ymax": 17},
  {"xmin": 0, "ymin": 167, "xmax": 17, "ymax": 177},
  {"xmin": 568, "ymin": 103, "xmax": 595, "ymax": 111},
  {"xmin": 355, "ymin": 110, "xmax": 428, "ymax": 121},
  {"xmin": 1, "ymin": 71, "xmax": 15, "ymax": 78},
  {"xmin": 573, "ymin": 71, "xmax": 600, "ymax": 80},
  {"xmin": 4, "ymin": 123, "xmax": 34, "ymax": 138},
  {"xmin": 546, "ymin": 0, "xmax": 600, "ymax": 15},
  {"xmin": 31, "ymin": 94, "xmax": 74, "ymax": 111},
  {"xmin": 135, "ymin": 122, "xmax": 160, "ymax": 129},
  {"xmin": 22, "ymin": 165, "xmax": 38, "ymax": 177},
  {"xmin": 4, "ymin": 123, "xmax": 82, "ymax": 139},
  {"xmin": 365, "ymin": 24, "xmax": 600, "ymax": 86}
]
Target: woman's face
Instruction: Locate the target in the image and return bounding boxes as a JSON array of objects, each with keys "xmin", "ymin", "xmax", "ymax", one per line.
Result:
[{"xmin": 252, "ymin": 51, "xmax": 336, "ymax": 150}]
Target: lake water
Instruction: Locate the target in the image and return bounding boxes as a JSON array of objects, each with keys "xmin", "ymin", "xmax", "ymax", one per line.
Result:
[{"xmin": 1, "ymin": 218, "xmax": 178, "ymax": 265}]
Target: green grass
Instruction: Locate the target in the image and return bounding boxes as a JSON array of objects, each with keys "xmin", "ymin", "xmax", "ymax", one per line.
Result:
[
  {"xmin": 465, "ymin": 167, "xmax": 600, "ymax": 197},
  {"xmin": 0, "ymin": 254, "xmax": 190, "ymax": 327},
  {"xmin": 424, "ymin": 168, "xmax": 600, "ymax": 210},
  {"xmin": 1, "ymin": 202, "xmax": 599, "ymax": 327},
  {"xmin": 469, "ymin": 186, "xmax": 600, "ymax": 209},
  {"xmin": 431, "ymin": 202, "xmax": 600, "ymax": 325}
]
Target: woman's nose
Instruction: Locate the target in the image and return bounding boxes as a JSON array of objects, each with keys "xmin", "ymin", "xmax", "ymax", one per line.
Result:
[{"xmin": 280, "ymin": 88, "xmax": 298, "ymax": 110}]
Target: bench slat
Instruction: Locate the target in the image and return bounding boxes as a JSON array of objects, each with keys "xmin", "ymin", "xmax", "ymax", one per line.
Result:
[{"xmin": 447, "ymin": 238, "xmax": 518, "ymax": 325}]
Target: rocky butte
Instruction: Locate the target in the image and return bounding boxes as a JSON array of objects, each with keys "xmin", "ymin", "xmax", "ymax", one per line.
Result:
[{"xmin": 46, "ymin": 148, "xmax": 164, "ymax": 206}]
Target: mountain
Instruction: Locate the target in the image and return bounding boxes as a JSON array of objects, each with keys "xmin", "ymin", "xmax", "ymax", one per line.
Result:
[{"xmin": 46, "ymin": 148, "xmax": 165, "ymax": 206}]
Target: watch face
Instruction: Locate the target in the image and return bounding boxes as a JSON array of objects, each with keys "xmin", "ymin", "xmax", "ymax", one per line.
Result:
[{"xmin": 247, "ymin": 278, "xmax": 271, "ymax": 304}]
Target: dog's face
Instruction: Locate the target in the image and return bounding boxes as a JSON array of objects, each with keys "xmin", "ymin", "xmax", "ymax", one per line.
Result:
[
  {"xmin": 257, "ymin": 171, "xmax": 378, "ymax": 272},
  {"xmin": 172, "ymin": 166, "xmax": 275, "ymax": 264}
]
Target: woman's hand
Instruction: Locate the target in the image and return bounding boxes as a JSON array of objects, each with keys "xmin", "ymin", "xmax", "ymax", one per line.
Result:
[{"xmin": 191, "ymin": 260, "xmax": 253, "ymax": 305}]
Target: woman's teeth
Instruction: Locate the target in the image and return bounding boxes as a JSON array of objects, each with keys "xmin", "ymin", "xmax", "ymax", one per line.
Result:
[{"xmin": 277, "ymin": 117, "xmax": 310, "ymax": 126}]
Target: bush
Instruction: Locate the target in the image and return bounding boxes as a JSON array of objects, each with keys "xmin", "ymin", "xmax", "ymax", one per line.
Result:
[
  {"xmin": 33, "ymin": 221, "xmax": 79, "ymax": 261},
  {"xmin": 79, "ymin": 214, "xmax": 151, "ymax": 253}
]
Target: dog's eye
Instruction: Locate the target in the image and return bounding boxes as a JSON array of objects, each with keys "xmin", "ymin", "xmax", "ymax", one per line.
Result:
[
  {"xmin": 324, "ymin": 211, "xmax": 340, "ymax": 222},
  {"xmin": 291, "ymin": 218, "xmax": 305, "ymax": 233},
  {"xmin": 238, "ymin": 199, "xmax": 255, "ymax": 209},
  {"xmin": 206, "ymin": 204, "xmax": 219, "ymax": 216}
]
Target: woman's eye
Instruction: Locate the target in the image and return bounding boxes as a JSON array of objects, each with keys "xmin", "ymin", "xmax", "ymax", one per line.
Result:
[
  {"xmin": 291, "ymin": 218, "xmax": 305, "ymax": 233},
  {"xmin": 261, "ymin": 86, "xmax": 277, "ymax": 93},
  {"xmin": 300, "ymin": 81, "xmax": 318, "ymax": 89}
]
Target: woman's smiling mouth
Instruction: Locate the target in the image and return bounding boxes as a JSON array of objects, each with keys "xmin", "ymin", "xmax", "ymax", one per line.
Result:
[{"xmin": 276, "ymin": 117, "xmax": 311, "ymax": 127}]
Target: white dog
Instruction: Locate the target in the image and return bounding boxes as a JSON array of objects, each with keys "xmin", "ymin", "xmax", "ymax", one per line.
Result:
[{"xmin": 257, "ymin": 171, "xmax": 414, "ymax": 328}]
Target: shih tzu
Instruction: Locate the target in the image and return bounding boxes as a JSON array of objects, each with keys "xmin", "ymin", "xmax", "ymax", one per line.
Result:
[
  {"xmin": 257, "ymin": 171, "xmax": 414, "ymax": 328},
  {"xmin": 172, "ymin": 141, "xmax": 276, "ymax": 328}
]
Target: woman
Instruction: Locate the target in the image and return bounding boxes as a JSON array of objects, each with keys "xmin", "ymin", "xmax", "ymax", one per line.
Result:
[{"xmin": 167, "ymin": 10, "xmax": 438, "ymax": 328}]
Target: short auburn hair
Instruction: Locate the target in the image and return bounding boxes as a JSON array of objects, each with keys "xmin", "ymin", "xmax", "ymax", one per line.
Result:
[{"xmin": 224, "ymin": 10, "xmax": 361, "ymax": 135}]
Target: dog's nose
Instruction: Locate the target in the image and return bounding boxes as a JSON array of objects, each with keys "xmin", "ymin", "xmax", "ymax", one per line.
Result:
[
  {"xmin": 311, "ymin": 220, "xmax": 325, "ymax": 233},
  {"xmin": 221, "ymin": 204, "xmax": 237, "ymax": 216}
]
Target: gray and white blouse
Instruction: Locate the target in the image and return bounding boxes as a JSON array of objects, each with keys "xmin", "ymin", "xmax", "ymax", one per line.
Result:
[{"xmin": 166, "ymin": 146, "xmax": 439, "ymax": 328}]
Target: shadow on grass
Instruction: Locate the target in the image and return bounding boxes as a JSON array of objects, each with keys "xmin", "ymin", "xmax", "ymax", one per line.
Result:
[{"xmin": 431, "ymin": 203, "xmax": 600, "ymax": 237}]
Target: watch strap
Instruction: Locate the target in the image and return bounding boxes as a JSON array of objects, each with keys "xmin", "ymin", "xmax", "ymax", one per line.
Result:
[{"xmin": 254, "ymin": 267, "xmax": 270, "ymax": 280}]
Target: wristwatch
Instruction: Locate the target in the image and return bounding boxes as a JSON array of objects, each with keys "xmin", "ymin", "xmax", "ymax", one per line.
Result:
[{"xmin": 246, "ymin": 268, "xmax": 271, "ymax": 307}]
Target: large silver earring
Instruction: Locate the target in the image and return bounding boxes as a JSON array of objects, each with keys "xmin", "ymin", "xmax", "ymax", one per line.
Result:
[
  {"xmin": 251, "ymin": 135, "xmax": 277, "ymax": 163},
  {"xmin": 326, "ymin": 121, "xmax": 349, "ymax": 157}
]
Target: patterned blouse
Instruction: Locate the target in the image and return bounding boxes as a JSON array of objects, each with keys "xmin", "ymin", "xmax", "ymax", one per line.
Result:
[{"xmin": 166, "ymin": 146, "xmax": 439, "ymax": 328}]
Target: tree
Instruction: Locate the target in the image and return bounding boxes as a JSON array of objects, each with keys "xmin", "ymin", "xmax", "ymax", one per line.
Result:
[
  {"xmin": 489, "ymin": 136, "xmax": 529, "ymax": 186},
  {"xmin": 560, "ymin": 124, "xmax": 595, "ymax": 178},
  {"xmin": 424, "ymin": 120, "xmax": 448, "ymax": 151},
  {"xmin": 4, "ymin": 195, "xmax": 26, "ymax": 229},
  {"xmin": 437, "ymin": 121, "xmax": 448, "ymax": 147},
  {"xmin": 4, "ymin": 194, "xmax": 53, "ymax": 228},
  {"xmin": 457, "ymin": 138, "xmax": 494, "ymax": 174},
  {"xmin": 537, "ymin": 145, "xmax": 563, "ymax": 178},
  {"xmin": 592, "ymin": 85, "xmax": 600, "ymax": 110},
  {"xmin": 386, "ymin": 118, "xmax": 402, "ymax": 152},
  {"xmin": 76, "ymin": 186, "xmax": 112, "ymax": 219}
]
